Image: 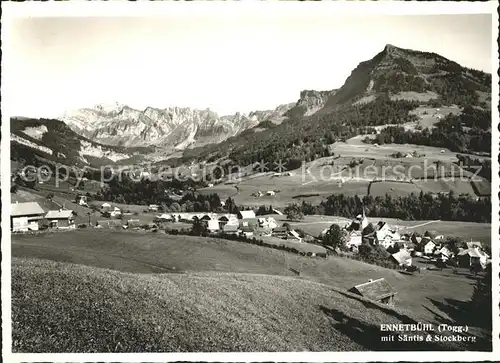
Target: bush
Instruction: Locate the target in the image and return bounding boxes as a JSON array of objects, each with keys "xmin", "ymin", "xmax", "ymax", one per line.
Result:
[{"xmin": 77, "ymin": 224, "xmax": 87, "ymax": 229}]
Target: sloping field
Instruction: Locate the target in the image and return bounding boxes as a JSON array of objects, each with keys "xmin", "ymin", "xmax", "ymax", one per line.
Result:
[
  {"xmin": 11, "ymin": 189, "xmax": 61, "ymax": 212},
  {"xmin": 369, "ymin": 181, "xmax": 421, "ymax": 197},
  {"xmin": 12, "ymin": 229, "xmax": 489, "ymax": 329},
  {"xmin": 412, "ymin": 179, "xmax": 478, "ymax": 196},
  {"xmin": 13, "ymin": 257, "xmax": 470, "ymax": 352}
]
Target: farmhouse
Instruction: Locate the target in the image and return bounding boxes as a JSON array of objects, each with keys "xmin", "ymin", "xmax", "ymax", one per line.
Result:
[
  {"xmin": 423, "ymin": 240, "xmax": 436, "ymax": 255},
  {"xmin": 125, "ymin": 219, "xmax": 142, "ymax": 229},
  {"xmin": 101, "ymin": 202, "xmax": 111, "ymax": 210},
  {"xmin": 11, "ymin": 201, "xmax": 46, "ymax": 232},
  {"xmin": 457, "ymin": 247, "xmax": 490, "ymax": 268},
  {"xmin": 390, "ymin": 249, "xmax": 412, "ymax": 267},
  {"xmin": 346, "ymin": 231, "xmax": 363, "ymax": 249},
  {"xmin": 258, "ymin": 217, "xmax": 278, "ymax": 229},
  {"xmin": 97, "ymin": 219, "xmax": 123, "ymax": 229},
  {"xmin": 222, "ymin": 224, "xmax": 239, "ymax": 235},
  {"xmin": 240, "ymin": 226, "xmax": 255, "ymax": 238},
  {"xmin": 76, "ymin": 195, "xmax": 89, "ymax": 207},
  {"xmin": 148, "ymin": 204, "xmax": 159, "ymax": 212},
  {"xmin": 157, "ymin": 213, "xmax": 174, "ymax": 221},
  {"xmin": 45, "ymin": 209, "xmax": 76, "ymax": 229},
  {"xmin": 110, "ymin": 207, "xmax": 122, "ymax": 218},
  {"xmin": 237, "ymin": 210, "xmax": 256, "ymax": 220},
  {"xmin": 466, "ymin": 241, "xmax": 483, "ymax": 250},
  {"xmin": 218, "ymin": 214, "xmax": 239, "ymax": 228},
  {"xmin": 205, "ymin": 219, "xmax": 220, "ymax": 233},
  {"xmin": 349, "ymin": 278, "xmax": 396, "ymax": 306},
  {"xmin": 435, "ymin": 246, "xmax": 452, "ymax": 261}
]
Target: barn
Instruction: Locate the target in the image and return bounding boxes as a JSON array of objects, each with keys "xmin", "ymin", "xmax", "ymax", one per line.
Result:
[{"xmin": 11, "ymin": 202, "xmax": 46, "ymax": 232}]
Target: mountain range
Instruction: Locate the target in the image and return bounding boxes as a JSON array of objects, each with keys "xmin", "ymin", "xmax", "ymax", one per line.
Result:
[{"xmin": 11, "ymin": 44, "xmax": 491, "ymax": 169}]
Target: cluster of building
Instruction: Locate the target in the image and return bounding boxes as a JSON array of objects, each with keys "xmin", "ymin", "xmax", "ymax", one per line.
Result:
[
  {"xmin": 11, "ymin": 201, "xmax": 76, "ymax": 232},
  {"xmin": 321, "ymin": 210, "xmax": 490, "ymax": 269},
  {"xmin": 152, "ymin": 209, "xmax": 303, "ymax": 242}
]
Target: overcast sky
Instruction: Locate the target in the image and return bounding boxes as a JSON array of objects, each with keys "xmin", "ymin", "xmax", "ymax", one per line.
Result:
[{"xmin": 8, "ymin": 12, "xmax": 493, "ymax": 118}]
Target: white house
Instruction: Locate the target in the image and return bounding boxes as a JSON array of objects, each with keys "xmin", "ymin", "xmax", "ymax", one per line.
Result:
[
  {"xmin": 11, "ymin": 202, "xmax": 46, "ymax": 232},
  {"xmin": 110, "ymin": 207, "xmax": 122, "ymax": 218},
  {"xmin": 148, "ymin": 204, "xmax": 159, "ymax": 212},
  {"xmin": 237, "ymin": 210, "xmax": 256, "ymax": 220},
  {"xmin": 45, "ymin": 209, "xmax": 76, "ymax": 229},
  {"xmin": 206, "ymin": 219, "xmax": 220, "ymax": 233},
  {"xmin": 101, "ymin": 202, "xmax": 112, "ymax": 211},
  {"xmin": 391, "ymin": 249, "xmax": 412, "ymax": 267},
  {"xmin": 423, "ymin": 240, "xmax": 436, "ymax": 255},
  {"xmin": 77, "ymin": 195, "xmax": 89, "ymax": 207},
  {"xmin": 258, "ymin": 217, "xmax": 278, "ymax": 229},
  {"xmin": 347, "ymin": 231, "xmax": 363, "ymax": 249}
]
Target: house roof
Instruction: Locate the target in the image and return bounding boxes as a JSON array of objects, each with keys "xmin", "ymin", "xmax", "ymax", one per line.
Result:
[
  {"xmin": 101, "ymin": 203, "xmax": 111, "ymax": 207},
  {"xmin": 223, "ymin": 224, "xmax": 239, "ymax": 232},
  {"xmin": 458, "ymin": 247, "xmax": 489, "ymax": 258},
  {"xmin": 238, "ymin": 210, "xmax": 256, "ymax": 219},
  {"xmin": 45, "ymin": 210, "xmax": 74, "ymax": 219},
  {"xmin": 289, "ymin": 230, "xmax": 301, "ymax": 239},
  {"xmin": 391, "ymin": 249, "xmax": 412, "ymax": 265},
  {"xmin": 351, "ymin": 278, "xmax": 396, "ymax": 301},
  {"xmin": 466, "ymin": 241, "xmax": 482, "ymax": 249},
  {"xmin": 11, "ymin": 202, "xmax": 45, "ymax": 217},
  {"xmin": 273, "ymin": 226, "xmax": 288, "ymax": 233}
]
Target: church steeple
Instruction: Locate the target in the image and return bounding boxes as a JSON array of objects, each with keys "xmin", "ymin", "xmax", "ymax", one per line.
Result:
[{"xmin": 361, "ymin": 206, "xmax": 369, "ymax": 230}]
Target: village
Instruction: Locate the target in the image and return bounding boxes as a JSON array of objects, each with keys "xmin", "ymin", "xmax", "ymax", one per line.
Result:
[{"xmin": 11, "ymin": 193, "xmax": 491, "ymax": 298}]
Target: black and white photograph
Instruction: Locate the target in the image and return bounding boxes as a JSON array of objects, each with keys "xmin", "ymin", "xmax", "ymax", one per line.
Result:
[{"xmin": 2, "ymin": 0, "xmax": 498, "ymax": 360}]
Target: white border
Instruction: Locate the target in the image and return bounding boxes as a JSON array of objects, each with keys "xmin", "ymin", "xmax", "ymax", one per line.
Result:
[{"xmin": 2, "ymin": 1, "xmax": 499, "ymax": 362}]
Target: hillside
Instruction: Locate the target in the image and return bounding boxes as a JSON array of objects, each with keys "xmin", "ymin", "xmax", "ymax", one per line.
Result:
[
  {"xmin": 10, "ymin": 117, "xmax": 153, "ymax": 168},
  {"xmin": 181, "ymin": 44, "xmax": 491, "ymax": 166},
  {"xmin": 323, "ymin": 44, "xmax": 491, "ymax": 109},
  {"xmin": 13, "ymin": 257, "xmax": 468, "ymax": 352}
]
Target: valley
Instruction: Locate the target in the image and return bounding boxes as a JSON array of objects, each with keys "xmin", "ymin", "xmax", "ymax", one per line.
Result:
[{"xmin": 9, "ymin": 42, "xmax": 493, "ymax": 353}]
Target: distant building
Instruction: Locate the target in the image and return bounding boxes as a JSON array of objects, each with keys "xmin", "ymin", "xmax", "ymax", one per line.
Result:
[
  {"xmin": 11, "ymin": 201, "xmax": 46, "ymax": 232},
  {"xmin": 458, "ymin": 247, "xmax": 489, "ymax": 268},
  {"xmin": 423, "ymin": 240, "xmax": 436, "ymax": 255},
  {"xmin": 237, "ymin": 210, "xmax": 256, "ymax": 220},
  {"xmin": 266, "ymin": 191, "xmax": 276, "ymax": 196},
  {"xmin": 101, "ymin": 202, "xmax": 112, "ymax": 211},
  {"xmin": 349, "ymin": 278, "xmax": 397, "ymax": 306},
  {"xmin": 390, "ymin": 249, "xmax": 412, "ymax": 267},
  {"xmin": 76, "ymin": 195, "xmax": 89, "ymax": 207},
  {"xmin": 222, "ymin": 224, "xmax": 239, "ymax": 235},
  {"xmin": 148, "ymin": 204, "xmax": 159, "ymax": 212},
  {"xmin": 110, "ymin": 207, "xmax": 122, "ymax": 218},
  {"xmin": 466, "ymin": 241, "xmax": 483, "ymax": 250},
  {"xmin": 240, "ymin": 226, "xmax": 254, "ymax": 238},
  {"xmin": 206, "ymin": 219, "xmax": 220, "ymax": 233},
  {"xmin": 347, "ymin": 231, "xmax": 363, "ymax": 249},
  {"xmin": 45, "ymin": 209, "xmax": 76, "ymax": 229},
  {"xmin": 258, "ymin": 217, "xmax": 278, "ymax": 229}
]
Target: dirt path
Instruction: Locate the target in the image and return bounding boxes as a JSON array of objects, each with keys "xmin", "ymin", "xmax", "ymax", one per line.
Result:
[{"xmin": 401, "ymin": 220, "xmax": 441, "ymax": 229}]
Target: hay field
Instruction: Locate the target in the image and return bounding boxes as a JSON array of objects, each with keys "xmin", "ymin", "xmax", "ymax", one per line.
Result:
[{"xmin": 14, "ymin": 257, "xmax": 475, "ymax": 352}]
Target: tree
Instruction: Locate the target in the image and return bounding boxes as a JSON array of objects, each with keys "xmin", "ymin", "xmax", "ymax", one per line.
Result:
[
  {"xmin": 191, "ymin": 218, "xmax": 207, "ymax": 237},
  {"xmin": 323, "ymin": 224, "xmax": 348, "ymax": 250},
  {"xmin": 284, "ymin": 203, "xmax": 304, "ymax": 221}
]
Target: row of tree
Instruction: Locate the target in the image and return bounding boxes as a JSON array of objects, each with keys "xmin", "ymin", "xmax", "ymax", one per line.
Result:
[{"xmin": 279, "ymin": 191, "xmax": 490, "ymax": 223}]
